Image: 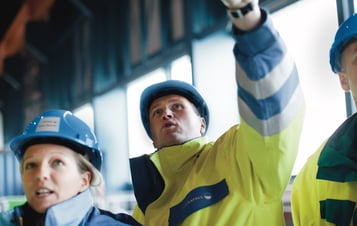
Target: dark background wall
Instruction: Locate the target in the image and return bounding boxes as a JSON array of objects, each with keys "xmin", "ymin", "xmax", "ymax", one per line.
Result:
[
  {"xmin": 0, "ymin": 0, "xmax": 298, "ymax": 196},
  {"xmin": 0, "ymin": 0, "xmax": 297, "ymax": 145}
]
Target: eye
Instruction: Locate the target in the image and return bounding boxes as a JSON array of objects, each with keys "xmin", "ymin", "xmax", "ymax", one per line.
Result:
[
  {"xmin": 172, "ymin": 103, "xmax": 183, "ymax": 110},
  {"xmin": 151, "ymin": 108, "xmax": 162, "ymax": 117},
  {"xmin": 24, "ymin": 162, "xmax": 37, "ymax": 170},
  {"xmin": 52, "ymin": 159, "xmax": 65, "ymax": 167}
]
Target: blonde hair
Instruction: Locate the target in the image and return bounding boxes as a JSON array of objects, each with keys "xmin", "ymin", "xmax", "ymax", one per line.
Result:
[{"xmin": 76, "ymin": 153, "xmax": 102, "ymax": 187}]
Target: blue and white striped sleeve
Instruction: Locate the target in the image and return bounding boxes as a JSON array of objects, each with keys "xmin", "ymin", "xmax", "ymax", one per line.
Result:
[{"xmin": 232, "ymin": 10, "xmax": 304, "ymax": 137}]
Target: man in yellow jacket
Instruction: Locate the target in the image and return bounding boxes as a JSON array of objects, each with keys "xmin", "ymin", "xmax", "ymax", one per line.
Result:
[
  {"xmin": 130, "ymin": 0, "xmax": 306, "ymax": 225},
  {"xmin": 291, "ymin": 13, "xmax": 357, "ymax": 226}
]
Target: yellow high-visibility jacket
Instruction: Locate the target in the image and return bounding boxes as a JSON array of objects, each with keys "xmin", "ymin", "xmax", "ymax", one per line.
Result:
[{"xmin": 130, "ymin": 9, "xmax": 305, "ymax": 226}]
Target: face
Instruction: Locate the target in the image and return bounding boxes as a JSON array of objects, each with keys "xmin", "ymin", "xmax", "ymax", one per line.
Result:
[
  {"xmin": 339, "ymin": 41, "xmax": 357, "ymax": 105},
  {"xmin": 149, "ymin": 94, "xmax": 206, "ymax": 149},
  {"xmin": 21, "ymin": 144, "xmax": 91, "ymax": 213}
]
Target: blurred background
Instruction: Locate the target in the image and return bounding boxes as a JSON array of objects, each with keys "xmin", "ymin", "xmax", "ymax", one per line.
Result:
[{"xmin": 0, "ymin": 0, "xmax": 355, "ymax": 224}]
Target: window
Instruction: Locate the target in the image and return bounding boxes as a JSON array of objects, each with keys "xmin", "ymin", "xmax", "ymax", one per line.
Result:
[
  {"xmin": 271, "ymin": 0, "xmax": 346, "ymax": 174},
  {"xmin": 73, "ymin": 103, "xmax": 94, "ymax": 132},
  {"xmin": 126, "ymin": 69, "xmax": 166, "ymax": 157},
  {"xmin": 171, "ymin": 55, "xmax": 193, "ymax": 83},
  {"xmin": 0, "ymin": 111, "xmax": 3, "ymax": 150}
]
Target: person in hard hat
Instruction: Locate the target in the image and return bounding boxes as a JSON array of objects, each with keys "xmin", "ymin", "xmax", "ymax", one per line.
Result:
[
  {"xmin": 129, "ymin": 0, "xmax": 306, "ymax": 225},
  {"xmin": 0, "ymin": 110, "xmax": 141, "ymax": 226},
  {"xmin": 291, "ymin": 14, "xmax": 357, "ymax": 226}
]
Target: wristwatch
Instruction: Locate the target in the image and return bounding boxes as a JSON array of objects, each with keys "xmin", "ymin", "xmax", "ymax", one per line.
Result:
[{"xmin": 227, "ymin": 2, "xmax": 254, "ymax": 18}]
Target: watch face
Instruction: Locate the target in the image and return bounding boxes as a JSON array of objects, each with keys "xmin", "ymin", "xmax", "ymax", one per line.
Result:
[{"xmin": 228, "ymin": 2, "xmax": 254, "ymax": 18}]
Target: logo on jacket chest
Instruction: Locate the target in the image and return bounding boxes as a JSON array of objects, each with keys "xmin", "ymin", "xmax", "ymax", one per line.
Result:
[{"xmin": 169, "ymin": 179, "xmax": 229, "ymax": 226}]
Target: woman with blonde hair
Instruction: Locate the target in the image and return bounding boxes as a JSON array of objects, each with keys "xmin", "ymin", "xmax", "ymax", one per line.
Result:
[{"xmin": 0, "ymin": 109, "xmax": 140, "ymax": 226}]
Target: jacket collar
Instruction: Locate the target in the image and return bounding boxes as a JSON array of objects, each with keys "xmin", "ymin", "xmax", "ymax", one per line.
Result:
[
  {"xmin": 152, "ymin": 136, "xmax": 209, "ymax": 174},
  {"xmin": 44, "ymin": 188, "xmax": 93, "ymax": 225},
  {"xmin": 317, "ymin": 113, "xmax": 357, "ymax": 182}
]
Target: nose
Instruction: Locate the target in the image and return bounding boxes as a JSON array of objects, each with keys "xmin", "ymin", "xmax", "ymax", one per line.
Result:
[
  {"xmin": 162, "ymin": 107, "xmax": 173, "ymax": 119},
  {"xmin": 35, "ymin": 163, "xmax": 49, "ymax": 181}
]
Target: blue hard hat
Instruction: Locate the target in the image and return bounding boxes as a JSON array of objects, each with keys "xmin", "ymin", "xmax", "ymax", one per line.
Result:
[
  {"xmin": 140, "ymin": 80, "xmax": 209, "ymax": 139},
  {"xmin": 9, "ymin": 109, "xmax": 103, "ymax": 171},
  {"xmin": 330, "ymin": 14, "xmax": 357, "ymax": 73}
]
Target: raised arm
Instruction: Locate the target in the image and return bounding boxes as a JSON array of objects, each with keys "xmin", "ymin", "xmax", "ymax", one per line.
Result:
[
  {"xmin": 222, "ymin": 0, "xmax": 305, "ymax": 201},
  {"xmin": 224, "ymin": 0, "xmax": 305, "ymax": 137}
]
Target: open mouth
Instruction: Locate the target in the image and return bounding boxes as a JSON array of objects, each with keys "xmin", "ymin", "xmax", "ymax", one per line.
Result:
[
  {"xmin": 164, "ymin": 122, "xmax": 175, "ymax": 127},
  {"xmin": 36, "ymin": 188, "xmax": 54, "ymax": 196}
]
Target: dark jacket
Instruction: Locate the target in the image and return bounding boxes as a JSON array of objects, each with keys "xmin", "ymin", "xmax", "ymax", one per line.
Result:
[{"xmin": 0, "ymin": 189, "xmax": 141, "ymax": 226}]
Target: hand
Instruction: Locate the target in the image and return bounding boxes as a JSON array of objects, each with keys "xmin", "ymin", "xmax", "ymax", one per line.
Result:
[{"xmin": 221, "ymin": 0, "xmax": 259, "ymax": 9}]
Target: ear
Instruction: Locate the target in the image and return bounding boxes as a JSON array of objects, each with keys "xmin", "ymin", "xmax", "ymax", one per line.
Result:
[
  {"xmin": 153, "ymin": 141, "xmax": 158, "ymax": 149},
  {"xmin": 200, "ymin": 117, "xmax": 206, "ymax": 135},
  {"xmin": 79, "ymin": 171, "xmax": 91, "ymax": 192},
  {"xmin": 338, "ymin": 72, "xmax": 350, "ymax": 91}
]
